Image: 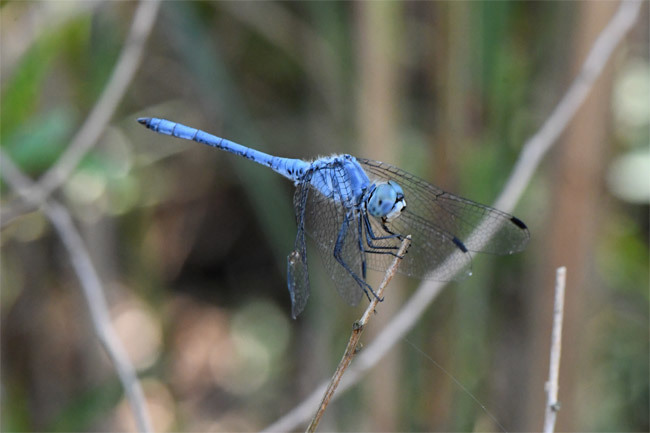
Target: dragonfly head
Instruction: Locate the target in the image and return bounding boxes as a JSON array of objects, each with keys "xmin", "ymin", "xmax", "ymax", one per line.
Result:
[{"xmin": 367, "ymin": 180, "xmax": 406, "ymax": 220}]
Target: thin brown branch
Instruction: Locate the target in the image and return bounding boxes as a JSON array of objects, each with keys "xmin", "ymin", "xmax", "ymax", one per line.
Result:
[
  {"xmin": 543, "ymin": 266, "xmax": 567, "ymax": 433},
  {"xmin": 0, "ymin": 150, "xmax": 153, "ymax": 433},
  {"xmin": 262, "ymin": 1, "xmax": 643, "ymax": 431},
  {"xmin": 1, "ymin": 0, "xmax": 161, "ymax": 227},
  {"xmin": 305, "ymin": 236, "xmax": 411, "ymax": 433}
]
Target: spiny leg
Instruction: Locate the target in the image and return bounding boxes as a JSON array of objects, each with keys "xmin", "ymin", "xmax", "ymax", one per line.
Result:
[
  {"xmin": 361, "ymin": 213, "xmax": 404, "ymax": 259},
  {"xmin": 356, "ymin": 210, "xmax": 368, "ymax": 279},
  {"xmin": 333, "ymin": 212, "xmax": 383, "ymax": 302}
]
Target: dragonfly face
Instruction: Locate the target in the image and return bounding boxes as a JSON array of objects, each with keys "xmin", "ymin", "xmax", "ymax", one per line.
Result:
[{"xmin": 366, "ymin": 180, "xmax": 406, "ymax": 220}]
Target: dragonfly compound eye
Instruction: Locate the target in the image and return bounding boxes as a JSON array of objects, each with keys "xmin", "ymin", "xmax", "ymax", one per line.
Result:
[{"xmin": 368, "ymin": 181, "xmax": 406, "ymax": 220}]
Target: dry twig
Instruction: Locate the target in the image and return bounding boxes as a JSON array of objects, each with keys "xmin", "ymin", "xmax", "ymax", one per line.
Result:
[
  {"xmin": 543, "ymin": 267, "xmax": 567, "ymax": 433},
  {"xmin": 0, "ymin": 2, "xmax": 162, "ymax": 424},
  {"xmin": 306, "ymin": 236, "xmax": 411, "ymax": 433},
  {"xmin": 0, "ymin": 150, "xmax": 153, "ymax": 432},
  {"xmin": 1, "ymin": 0, "xmax": 161, "ymax": 226}
]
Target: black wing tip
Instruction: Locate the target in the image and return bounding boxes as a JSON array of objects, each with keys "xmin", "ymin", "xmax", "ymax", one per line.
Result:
[
  {"xmin": 510, "ymin": 216, "xmax": 528, "ymax": 230},
  {"xmin": 452, "ymin": 236, "xmax": 469, "ymax": 253}
]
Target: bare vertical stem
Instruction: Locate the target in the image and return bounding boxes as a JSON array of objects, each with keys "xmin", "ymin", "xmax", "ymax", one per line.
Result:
[
  {"xmin": 305, "ymin": 236, "xmax": 411, "ymax": 433},
  {"xmin": 543, "ymin": 266, "xmax": 567, "ymax": 433}
]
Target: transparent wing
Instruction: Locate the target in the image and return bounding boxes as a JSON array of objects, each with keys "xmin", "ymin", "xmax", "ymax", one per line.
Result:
[
  {"xmin": 358, "ymin": 158, "xmax": 530, "ymax": 280},
  {"xmin": 362, "ymin": 208, "xmax": 474, "ymax": 281},
  {"xmin": 293, "ymin": 166, "xmax": 365, "ymax": 307},
  {"xmin": 287, "ymin": 180, "xmax": 311, "ymax": 318}
]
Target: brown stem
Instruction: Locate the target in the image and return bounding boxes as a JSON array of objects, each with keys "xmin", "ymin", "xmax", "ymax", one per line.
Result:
[{"xmin": 306, "ymin": 236, "xmax": 411, "ymax": 433}]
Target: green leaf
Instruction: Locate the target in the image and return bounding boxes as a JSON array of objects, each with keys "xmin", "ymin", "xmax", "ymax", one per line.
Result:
[
  {"xmin": 1, "ymin": 16, "xmax": 90, "ymax": 141},
  {"xmin": 2, "ymin": 109, "xmax": 75, "ymax": 175}
]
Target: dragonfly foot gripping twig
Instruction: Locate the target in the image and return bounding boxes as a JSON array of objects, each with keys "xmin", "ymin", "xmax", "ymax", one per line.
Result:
[{"xmin": 306, "ymin": 235, "xmax": 411, "ymax": 433}]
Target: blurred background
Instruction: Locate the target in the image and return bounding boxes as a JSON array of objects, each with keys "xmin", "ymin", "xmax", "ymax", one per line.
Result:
[{"xmin": 1, "ymin": 1, "xmax": 648, "ymax": 432}]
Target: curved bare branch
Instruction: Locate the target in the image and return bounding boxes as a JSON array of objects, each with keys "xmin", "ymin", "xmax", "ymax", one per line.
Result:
[
  {"xmin": 0, "ymin": 149, "xmax": 153, "ymax": 433},
  {"xmin": 1, "ymin": 0, "xmax": 161, "ymax": 226}
]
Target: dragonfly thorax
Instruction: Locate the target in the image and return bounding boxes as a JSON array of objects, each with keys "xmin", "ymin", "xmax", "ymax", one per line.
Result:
[{"xmin": 366, "ymin": 180, "xmax": 406, "ymax": 220}]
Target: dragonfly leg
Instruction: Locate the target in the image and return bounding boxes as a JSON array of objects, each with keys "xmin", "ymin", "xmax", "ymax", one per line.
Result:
[
  {"xmin": 356, "ymin": 212, "xmax": 368, "ymax": 279},
  {"xmin": 379, "ymin": 219, "xmax": 405, "ymax": 241},
  {"xmin": 334, "ymin": 213, "xmax": 382, "ymax": 302},
  {"xmin": 364, "ymin": 212, "xmax": 403, "ymax": 243},
  {"xmin": 360, "ymin": 213, "xmax": 404, "ymax": 259}
]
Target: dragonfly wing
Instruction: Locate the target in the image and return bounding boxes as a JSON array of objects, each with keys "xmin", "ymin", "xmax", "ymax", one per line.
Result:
[
  {"xmin": 362, "ymin": 209, "xmax": 474, "ymax": 281},
  {"xmin": 357, "ymin": 158, "xmax": 530, "ymax": 279},
  {"xmin": 287, "ymin": 180, "xmax": 311, "ymax": 318},
  {"xmin": 294, "ymin": 167, "xmax": 365, "ymax": 307}
]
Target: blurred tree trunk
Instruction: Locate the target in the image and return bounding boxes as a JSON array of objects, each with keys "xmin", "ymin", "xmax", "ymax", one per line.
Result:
[
  {"xmin": 429, "ymin": 2, "xmax": 471, "ymax": 429},
  {"xmin": 432, "ymin": 1, "xmax": 469, "ymax": 190},
  {"xmin": 355, "ymin": 1, "xmax": 404, "ymax": 431},
  {"xmin": 524, "ymin": 1, "xmax": 618, "ymax": 431}
]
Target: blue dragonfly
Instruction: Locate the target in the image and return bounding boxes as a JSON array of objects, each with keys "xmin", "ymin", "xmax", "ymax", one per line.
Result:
[{"xmin": 138, "ymin": 118, "xmax": 529, "ymax": 318}]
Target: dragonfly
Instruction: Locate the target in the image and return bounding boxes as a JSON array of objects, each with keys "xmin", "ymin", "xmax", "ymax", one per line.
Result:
[{"xmin": 138, "ymin": 117, "xmax": 530, "ymax": 318}]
